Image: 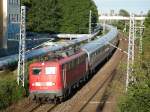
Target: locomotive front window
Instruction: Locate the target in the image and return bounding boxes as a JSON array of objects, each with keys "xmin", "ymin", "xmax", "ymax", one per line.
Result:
[
  {"xmin": 45, "ymin": 67, "xmax": 56, "ymax": 75},
  {"xmin": 32, "ymin": 68, "xmax": 42, "ymax": 75}
]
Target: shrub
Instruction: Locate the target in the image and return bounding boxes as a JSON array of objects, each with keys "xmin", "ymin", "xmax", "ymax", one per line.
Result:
[
  {"xmin": 0, "ymin": 75, "xmax": 24, "ymax": 110},
  {"xmin": 118, "ymin": 84, "xmax": 150, "ymax": 112}
]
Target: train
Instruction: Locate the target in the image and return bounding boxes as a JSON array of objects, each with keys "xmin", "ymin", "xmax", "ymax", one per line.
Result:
[
  {"xmin": 29, "ymin": 25, "xmax": 119, "ymax": 103},
  {"xmin": 0, "ymin": 27, "xmax": 101, "ymax": 71}
]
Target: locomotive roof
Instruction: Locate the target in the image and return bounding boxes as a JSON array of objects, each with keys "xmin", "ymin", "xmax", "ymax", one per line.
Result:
[
  {"xmin": 30, "ymin": 49, "xmax": 86, "ymax": 66},
  {"xmin": 37, "ymin": 47, "xmax": 85, "ymax": 62}
]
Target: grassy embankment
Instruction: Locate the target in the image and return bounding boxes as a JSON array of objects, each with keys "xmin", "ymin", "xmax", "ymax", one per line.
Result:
[{"xmin": 117, "ymin": 12, "xmax": 150, "ymax": 112}]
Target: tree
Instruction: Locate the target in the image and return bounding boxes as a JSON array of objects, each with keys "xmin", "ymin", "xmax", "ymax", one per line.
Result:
[
  {"xmin": 114, "ymin": 9, "xmax": 129, "ymax": 30},
  {"xmin": 119, "ymin": 9, "xmax": 129, "ymax": 17},
  {"xmin": 21, "ymin": 0, "xmax": 32, "ymax": 7},
  {"xmin": 59, "ymin": 0, "xmax": 98, "ymax": 34},
  {"xmin": 22, "ymin": 0, "xmax": 98, "ymax": 34},
  {"xmin": 27, "ymin": 0, "xmax": 62, "ymax": 33}
]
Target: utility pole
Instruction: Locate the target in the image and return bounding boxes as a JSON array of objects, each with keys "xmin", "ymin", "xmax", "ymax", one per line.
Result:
[
  {"xmin": 17, "ymin": 6, "xmax": 26, "ymax": 87},
  {"xmin": 123, "ymin": 22, "xmax": 127, "ymax": 32},
  {"xmin": 103, "ymin": 16, "xmax": 106, "ymax": 34},
  {"xmin": 89, "ymin": 10, "xmax": 92, "ymax": 34},
  {"xmin": 139, "ymin": 23, "xmax": 144, "ymax": 55},
  {"xmin": 139, "ymin": 13, "xmax": 144, "ymax": 56},
  {"xmin": 88, "ymin": 10, "xmax": 92, "ymax": 42},
  {"xmin": 0, "ymin": 0, "xmax": 3, "ymax": 48},
  {"xmin": 126, "ymin": 13, "xmax": 135, "ymax": 91}
]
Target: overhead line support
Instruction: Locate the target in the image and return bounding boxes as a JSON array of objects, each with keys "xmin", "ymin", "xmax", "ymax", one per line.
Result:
[
  {"xmin": 126, "ymin": 13, "xmax": 135, "ymax": 91},
  {"xmin": 17, "ymin": 6, "xmax": 26, "ymax": 87}
]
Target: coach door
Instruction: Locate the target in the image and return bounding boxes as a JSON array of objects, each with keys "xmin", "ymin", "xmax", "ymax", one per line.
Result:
[{"xmin": 62, "ymin": 64, "xmax": 67, "ymax": 89}]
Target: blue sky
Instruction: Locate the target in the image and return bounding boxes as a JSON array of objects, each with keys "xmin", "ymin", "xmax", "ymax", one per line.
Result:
[{"xmin": 94, "ymin": 0, "xmax": 150, "ymax": 14}]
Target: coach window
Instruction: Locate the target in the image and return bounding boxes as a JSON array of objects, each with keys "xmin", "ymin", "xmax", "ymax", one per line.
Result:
[
  {"xmin": 75, "ymin": 59, "xmax": 77, "ymax": 66},
  {"xmin": 66, "ymin": 63, "xmax": 68, "ymax": 70},
  {"xmin": 74, "ymin": 59, "xmax": 76, "ymax": 66},
  {"xmin": 68, "ymin": 63, "xmax": 71, "ymax": 70},
  {"xmin": 67, "ymin": 63, "xmax": 70, "ymax": 70},
  {"xmin": 90, "ymin": 54, "xmax": 93, "ymax": 60},
  {"xmin": 81, "ymin": 56, "xmax": 83, "ymax": 63},
  {"xmin": 73, "ymin": 60, "xmax": 75, "ymax": 68},
  {"xmin": 62, "ymin": 64, "xmax": 64, "ymax": 69},
  {"xmin": 80, "ymin": 57, "xmax": 82, "ymax": 63},
  {"xmin": 69, "ymin": 62, "xmax": 72, "ymax": 69},
  {"xmin": 77, "ymin": 58, "xmax": 80, "ymax": 64},
  {"xmin": 70, "ymin": 61, "xmax": 72, "ymax": 69},
  {"xmin": 71, "ymin": 61, "xmax": 73, "ymax": 69},
  {"xmin": 71, "ymin": 61, "xmax": 74, "ymax": 69},
  {"xmin": 32, "ymin": 68, "xmax": 41, "ymax": 75},
  {"xmin": 83, "ymin": 55, "xmax": 86, "ymax": 62},
  {"xmin": 72, "ymin": 60, "xmax": 74, "ymax": 68}
]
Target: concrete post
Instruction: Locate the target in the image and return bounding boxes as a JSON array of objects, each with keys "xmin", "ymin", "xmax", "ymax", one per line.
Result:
[
  {"xmin": 0, "ymin": 0, "xmax": 3, "ymax": 48},
  {"xmin": 0, "ymin": 0, "xmax": 7, "ymax": 49}
]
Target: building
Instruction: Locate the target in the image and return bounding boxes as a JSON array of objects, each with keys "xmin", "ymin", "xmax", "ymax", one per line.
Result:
[{"xmin": 0, "ymin": 0, "xmax": 20, "ymax": 49}]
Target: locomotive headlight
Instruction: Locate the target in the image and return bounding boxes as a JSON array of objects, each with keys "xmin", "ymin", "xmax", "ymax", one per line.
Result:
[
  {"xmin": 32, "ymin": 82, "xmax": 41, "ymax": 86},
  {"xmin": 32, "ymin": 82, "xmax": 55, "ymax": 86},
  {"xmin": 46, "ymin": 82, "xmax": 56, "ymax": 86}
]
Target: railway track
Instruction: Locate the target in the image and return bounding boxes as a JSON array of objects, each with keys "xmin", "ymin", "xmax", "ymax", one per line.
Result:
[
  {"xmin": 74, "ymin": 70, "xmax": 116, "ymax": 112},
  {"xmin": 23, "ymin": 103, "xmax": 41, "ymax": 112},
  {"xmin": 4, "ymin": 99, "xmax": 57, "ymax": 112},
  {"xmin": 30, "ymin": 104, "xmax": 57, "ymax": 112},
  {"xmin": 9, "ymin": 102, "xmax": 58, "ymax": 112}
]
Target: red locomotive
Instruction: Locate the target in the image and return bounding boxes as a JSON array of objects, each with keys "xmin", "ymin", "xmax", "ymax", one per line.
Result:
[{"xmin": 29, "ymin": 49, "xmax": 88, "ymax": 102}]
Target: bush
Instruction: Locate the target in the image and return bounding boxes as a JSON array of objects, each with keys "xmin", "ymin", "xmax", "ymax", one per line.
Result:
[
  {"xmin": 118, "ymin": 62, "xmax": 150, "ymax": 112},
  {"xmin": 0, "ymin": 59, "xmax": 38, "ymax": 110},
  {"xmin": 118, "ymin": 84, "xmax": 150, "ymax": 112},
  {"xmin": 0, "ymin": 75, "xmax": 24, "ymax": 110}
]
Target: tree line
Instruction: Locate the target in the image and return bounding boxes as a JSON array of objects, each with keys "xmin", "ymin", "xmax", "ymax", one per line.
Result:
[{"xmin": 21, "ymin": 0, "xmax": 98, "ymax": 34}]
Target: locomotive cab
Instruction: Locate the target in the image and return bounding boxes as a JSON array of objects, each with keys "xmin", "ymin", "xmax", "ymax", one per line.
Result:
[
  {"xmin": 29, "ymin": 49, "xmax": 89, "ymax": 102},
  {"xmin": 29, "ymin": 62, "xmax": 63, "ymax": 99}
]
